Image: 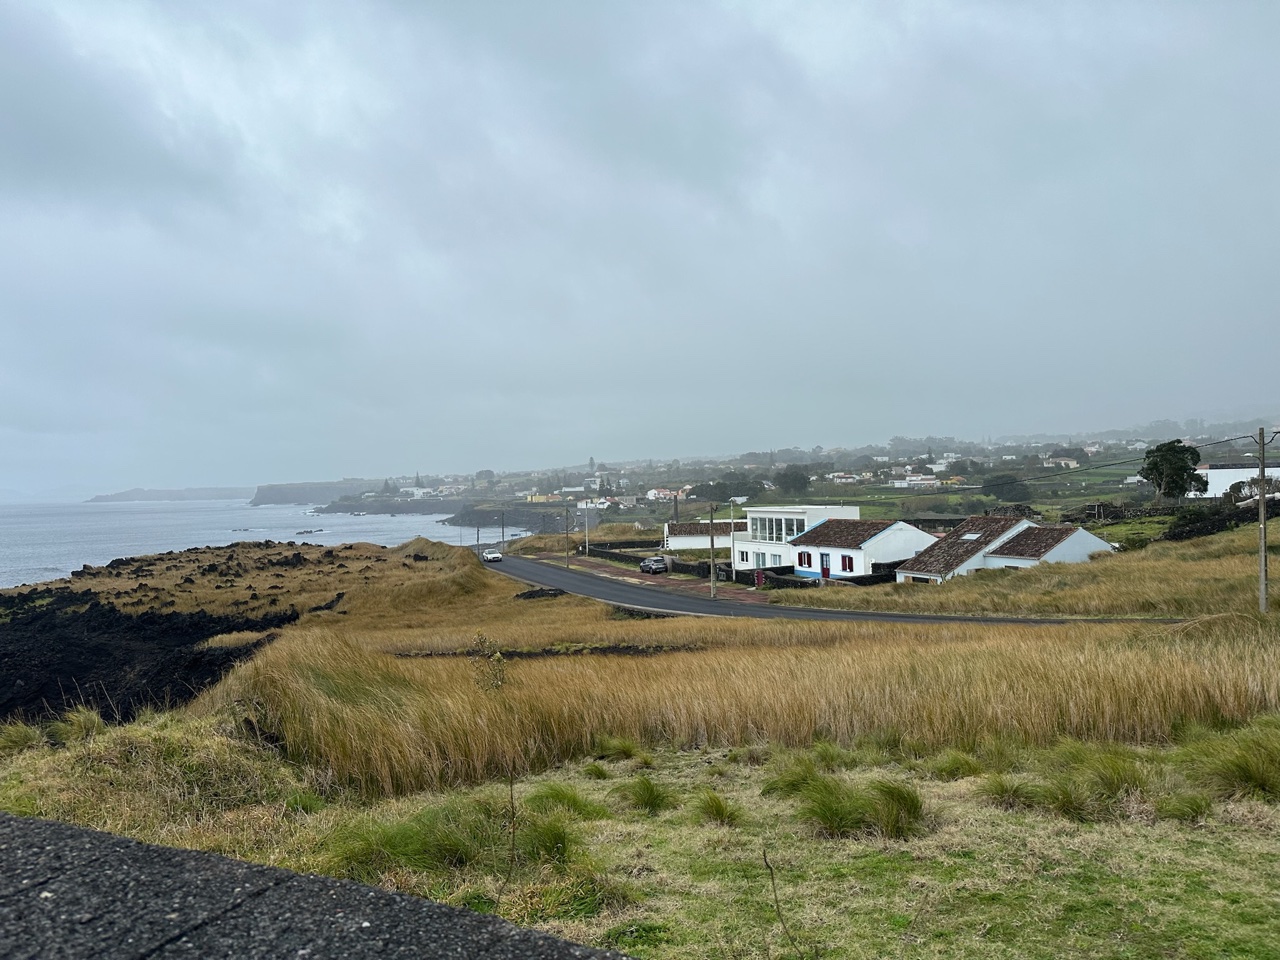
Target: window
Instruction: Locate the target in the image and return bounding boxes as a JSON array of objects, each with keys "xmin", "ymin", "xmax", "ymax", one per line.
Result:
[
  {"xmin": 738, "ymin": 551, "xmax": 749, "ymax": 563},
  {"xmin": 797, "ymin": 551, "xmax": 812, "ymax": 567},
  {"xmin": 771, "ymin": 554, "xmax": 783, "ymax": 566},
  {"xmin": 754, "ymin": 552, "xmax": 766, "ymax": 568},
  {"xmin": 961, "ymin": 533, "xmax": 982, "ymax": 541},
  {"xmin": 841, "ymin": 555, "xmax": 854, "ymax": 572}
]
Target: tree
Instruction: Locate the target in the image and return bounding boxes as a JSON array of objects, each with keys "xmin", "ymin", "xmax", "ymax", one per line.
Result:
[
  {"xmin": 981, "ymin": 473, "xmax": 1031, "ymax": 503},
  {"xmin": 475, "ymin": 469, "xmax": 495, "ymax": 484},
  {"xmin": 1138, "ymin": 440, "xmax": 1208, "ymax": 500},
  {"xmin": 773, "ymin": 464, "xmax": 811, "ymax": 495},
  {"xmin": 588, "ymin": 457, "xmax": 596, "ymax": 473},
  {"xmin": 381, "ymin": 478, "xmax": 395, "ymax": 496}
]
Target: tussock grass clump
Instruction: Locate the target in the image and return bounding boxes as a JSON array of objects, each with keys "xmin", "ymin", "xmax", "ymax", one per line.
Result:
[
  {"xmin": 0, "ymin": 714, "xmax": 315, "ymax": 837},
  {"xmin": 812, "ymin": 739, "xmax": 858, "ymax": 771},
  {"xmin": 0, "ymin": 721, "xmax": 46, "ymax": 756},
  {"xmin": 976, "ymin": 773, "xmax": 1040, "ymax": 810},
  {"xmin": 1154, "ymin": 792, "xmax": 1214, "ymax": 823},
  {"xmin": 691, "ymin": 787, "xmax": 743, "ymax": 827},
  {"xmin": 47, "ymin": 706, "xmax": 106, "ymax": 744},
  {"xmin": 328, "ymin": 799, "xmax": 498, "ymax": 878},
  {"xmin": 582, "ymin": 762, "xmax": 610, "ymax": 780},
  {"xmin": 761, "ymin": 755, "xmax": 822, "ymax": 798},
  {"xmin": 926, "ymin": 749, "xmax": 984, "ymax": 781},
  {"xmin": 594, "ymin": 735, "xmax": 640, "ymax": 761},
  {"xmin": 611, "ymin": 775, "xmax": 679, "ymax": 816},
  {"xmin": 1187, "ymin": 726, "xmax": 1280, "ymax": 800},
  {"xmin": 796, "ymin": 775, "xmax": 928, "ymax": 840},
  {"xmin": 727, "ymin": 744, "xmax": 770, "ymax": 766},
  {"xmin": 518, "ymin": 815, "xmax": 576, "ymax": 864},
  {"xmin": 525, "ymin": 782, "xmax": 609, "ymax": 820}
]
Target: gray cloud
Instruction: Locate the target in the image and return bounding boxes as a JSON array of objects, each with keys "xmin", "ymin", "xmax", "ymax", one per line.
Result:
[{"xmin": 2, "ymin": 0, "xmax": 1277, "ymax": 498}]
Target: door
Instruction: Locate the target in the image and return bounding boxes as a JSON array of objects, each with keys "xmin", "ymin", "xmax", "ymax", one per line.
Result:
[{"xmin": 820, "ymin": 552, "xmax": 831, "ymax": 579}]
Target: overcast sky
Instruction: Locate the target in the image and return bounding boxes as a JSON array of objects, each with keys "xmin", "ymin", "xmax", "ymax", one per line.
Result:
[{"xmin": 2, "ymin": 1, "xmax": 1277, "ymax": 499}]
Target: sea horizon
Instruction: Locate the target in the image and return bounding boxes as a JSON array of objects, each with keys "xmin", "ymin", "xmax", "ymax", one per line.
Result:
[{"xmin": 0, "ymin": 499, "xmax": 527, "ymax": 590}]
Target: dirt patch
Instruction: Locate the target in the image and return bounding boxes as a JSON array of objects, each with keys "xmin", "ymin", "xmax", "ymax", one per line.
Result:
[
  {"xmin": 395, "ymin": 641, "xmax": 701, "ymax": 660},
  {"xmin": 0, "ymin": 586, "xmax": 298, "ymax": 723},
  {"xmin": 514, "ymin": 587, "xmax": 566, "ymax": 600}
]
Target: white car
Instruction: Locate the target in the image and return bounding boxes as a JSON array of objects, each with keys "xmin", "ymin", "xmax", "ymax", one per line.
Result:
[{"xmin": 481, "ymin": 549, "xmax": 503, "ymax": 562}]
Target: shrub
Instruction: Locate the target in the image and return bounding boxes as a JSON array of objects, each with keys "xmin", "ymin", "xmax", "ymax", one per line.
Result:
[
  {"xmin": 692, "ymin": 788, "xmax": 742, "ymax": 827},
  {"xmin": 611, "ymin": 775, "xmax": 678, "ymax": 816}
]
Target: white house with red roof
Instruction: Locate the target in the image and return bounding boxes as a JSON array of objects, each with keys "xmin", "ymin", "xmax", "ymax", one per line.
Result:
[
  {"xmin": 788, "ymin": 519, "xmax": 936, "ymax": 579},
  {"xmin": 896, "ymin": 517, "xmax": 1113, "ymax": 584}
]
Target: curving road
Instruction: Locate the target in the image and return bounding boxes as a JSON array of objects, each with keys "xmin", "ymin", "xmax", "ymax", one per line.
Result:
[{"xmin": 488, "ymin": 555, "xmax": 1116, "ymax": 626}]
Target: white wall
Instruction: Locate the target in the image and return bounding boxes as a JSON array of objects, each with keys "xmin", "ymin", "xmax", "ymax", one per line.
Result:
[
  {"xmin": 862, "ymin": 523, "xmax": 938, "ymax": 568},
  {"xmin": 1191, "ymin": 466, "xmax": 1280, "ymax": 498},
  {"xmin": 1042, "ymin": 528, "xmax": 1114, "ymax": 563}
]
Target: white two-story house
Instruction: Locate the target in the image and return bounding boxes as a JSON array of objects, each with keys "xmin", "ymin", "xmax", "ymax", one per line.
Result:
[{"xmin": 730, "ymin": 505, "xmax": 862, "ymax": 572}]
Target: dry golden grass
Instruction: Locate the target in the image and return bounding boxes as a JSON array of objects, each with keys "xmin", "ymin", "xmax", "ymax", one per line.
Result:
[
  {"xmin": 200, "ymin": 534, "xmax": 1280, "ymax": 797},
  {"xmin": 775, "ymin": 519, "xmax": 1280, "ymax": 617}
]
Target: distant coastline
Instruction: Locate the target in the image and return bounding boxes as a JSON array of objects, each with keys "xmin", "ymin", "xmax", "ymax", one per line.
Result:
[{"xmin": 87, "ymin": 487, "xmax": 256, "ymax": 503}]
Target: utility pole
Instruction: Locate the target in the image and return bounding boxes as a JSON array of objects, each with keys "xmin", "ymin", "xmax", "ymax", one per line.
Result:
[
  {"xmin": 585, "ymin": 507, "xmax": 590, "ymax": 557},
  {"xmin": 709, "ymin": 503, "xmax": 717, "ymax": 600},
  {"xmin": 1260, "ymin": 427, "xmax": 1269, "ymax": 614},
  {"xmin": 500, "ymin": 510, "xmax": 505, "ymax": 548},
  {"xmin": 565, "ymin": 506, "xmax": 571, "ymax": 569}
]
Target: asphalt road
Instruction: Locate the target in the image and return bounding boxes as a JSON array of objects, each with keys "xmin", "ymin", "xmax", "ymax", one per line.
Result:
[
  {"xmin": 490, "ymin": 555, "xmax": 1091, "ymax": 625},
  {"xmin": 0, "ymin": 813, "xmax": 629, "ymax": 960}
]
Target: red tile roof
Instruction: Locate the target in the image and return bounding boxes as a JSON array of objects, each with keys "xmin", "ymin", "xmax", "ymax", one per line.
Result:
[
  {"xmin": 896, "ymin": 516, "xmax": 1026, "ymax": 577},
  {"xmin": 789, "ymin": 519, "xmax": 896, "ymax": 549},
  {"xmin": 986, "ymin": 525, "xmax": 1079, "ymax": 559}
]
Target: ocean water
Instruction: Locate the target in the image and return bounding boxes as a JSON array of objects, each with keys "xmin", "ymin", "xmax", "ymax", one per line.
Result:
[{"xmin": 0, "ymin": 500, "xmax": 528, "ymax": 589}]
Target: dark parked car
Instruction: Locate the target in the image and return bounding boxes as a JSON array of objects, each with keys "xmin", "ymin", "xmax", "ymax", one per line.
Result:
[{"xmin": 639, "ymin": 556, "xmax": 668, "ymax": 574}]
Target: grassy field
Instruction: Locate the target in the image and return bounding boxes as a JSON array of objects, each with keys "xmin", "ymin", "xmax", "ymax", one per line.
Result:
[
  {"xmin": 772, "ymin": 519, "xmax": 1280, "ymax": 618},
  {"xmin": 4, "ymin": 527, "xmax": 1280, "ymax": 956}
]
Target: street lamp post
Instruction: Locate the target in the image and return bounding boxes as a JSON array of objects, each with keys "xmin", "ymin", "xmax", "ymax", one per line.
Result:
[{"xmin": 709, "ymin": 503, "xmax": 717, "ymax": 600}]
